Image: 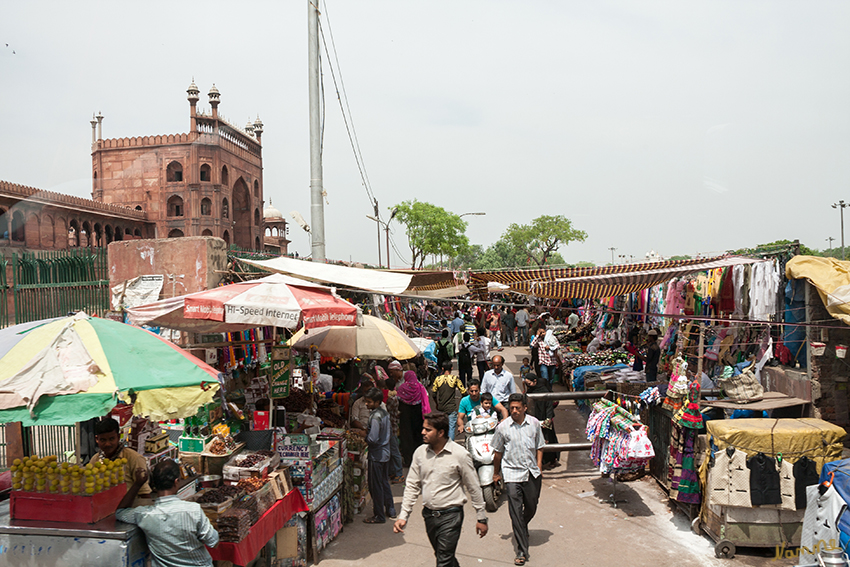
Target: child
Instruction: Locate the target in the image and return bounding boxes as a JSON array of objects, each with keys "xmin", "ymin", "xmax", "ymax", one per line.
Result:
[
  {"xmin": 519, "ymin": 357, "xmax": 531, "ymax": 379},
  {"xmin": 469, "ymin": 392, "xmax": 498, "ymax": 420}
]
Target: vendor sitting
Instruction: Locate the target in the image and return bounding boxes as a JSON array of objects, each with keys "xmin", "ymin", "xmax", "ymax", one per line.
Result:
[{"xmin": 91, "ymin": 417, "xmax": 151, "ymax": 498}]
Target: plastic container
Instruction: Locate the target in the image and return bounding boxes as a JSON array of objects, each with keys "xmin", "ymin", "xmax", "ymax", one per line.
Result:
[
  {"xmin": 811, "ymin": 342, "xmax": 827, "ymax": 356},
  {"xmin": 836, "ymin": 345, "xmax": 848, "ymax": 359}
]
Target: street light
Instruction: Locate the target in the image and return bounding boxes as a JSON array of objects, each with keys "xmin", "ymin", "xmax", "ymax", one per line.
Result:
[
  {"xmin": 367, "ymin": 207, "xmax": 398, "ymax": 269},
  {"xmin": 460, "ymin": 212, "xmax": 486, "ymax": 218},
  {"xmin": 832, "ymin": 201, "xmax": 848, "ymax": 260}
]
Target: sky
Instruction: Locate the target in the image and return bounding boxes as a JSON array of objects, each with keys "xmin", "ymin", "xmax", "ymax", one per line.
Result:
[{"xmin": 2, "ymin": 1, "xmax": 849, "ymax": 267}]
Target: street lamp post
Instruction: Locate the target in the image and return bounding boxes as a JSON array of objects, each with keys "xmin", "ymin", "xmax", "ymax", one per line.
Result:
[
  {"xmin": 832, "ymin": 201, "xmax": 848, "ymax": 260},
  {"xmin": 609, "ymin": 247, "xmax": 617, "ymax": 264},
  {"xmin": 827, "ymin": 236, "xmax": 836, "ymax": 256},
  {"xmin": 367, "ymin": 207, "xmax": 399, "ymax": 269}
]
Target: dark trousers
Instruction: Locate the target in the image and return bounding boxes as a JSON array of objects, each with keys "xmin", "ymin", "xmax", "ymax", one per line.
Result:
[
  {"xmin": 506, "ymin": 475, "xmax": 542, "ymax": 559},
  {"xmin": 476, "ymin": 361, "xmax": 489, "ymax": 380},
  {"xmin": 368, "ymin": 458, "xmax": 394, "ymax": 521},
  {"xmin": 423, "ymin": 507, "xmax": 464, "ymax": 567},
  {"xmin": 458, "ymin": 364, "xmax": 472, "ymax": 387}
]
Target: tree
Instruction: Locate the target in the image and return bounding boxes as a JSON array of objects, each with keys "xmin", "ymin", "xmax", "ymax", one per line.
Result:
[
  {"xmin": 501, "ymin": 215, "xmax": 587, "ymax": 267},
  {"xmin": 393, "ymin": 200, "xmax": 470, "ymax": 269}
]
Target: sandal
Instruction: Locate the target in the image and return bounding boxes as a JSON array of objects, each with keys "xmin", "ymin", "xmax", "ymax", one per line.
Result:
[
  {"xmin": 391, "ymin": 475, "xmax": 405, "ymax": 484},
  {"xmin": 514, "ymin": 557, "xmax": 526, "ymax": 566},
  {"xmin": 363, "ymin": 516, "xmax": 386, "ymax": 524}
]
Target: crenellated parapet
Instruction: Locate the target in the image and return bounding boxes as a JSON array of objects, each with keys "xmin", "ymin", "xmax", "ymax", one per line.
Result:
[{"xmin": 0, "ymin": 180, "xmax": 146, "ymax": 220}]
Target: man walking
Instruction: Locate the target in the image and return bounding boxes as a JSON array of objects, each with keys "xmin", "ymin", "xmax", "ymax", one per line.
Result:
[
  {"xmin": 393, "ymin": 411, "xmax": 488, "ymax": 567},
  {"xmin": 469, "ymin": 327, "xmax": 491, "ymax": 380},
  {"xmin": 363, "ymin": 388, "xmax": 396, "ymax": 523},
  {"xmin": 515, "ymin": 306, "xmax": 530, "ymax": 346},
  {"xmin": 503, "ymin": 307, "xmax": 517, "ymax": 347},
  {"xmin": 491, "ymin": 393, "xmax": 546, "ymax": 566},
  {"xmin": 481, "ymin": 354, "xmax": 517, "ymax": 406},
  {"xmin": 431, "ymin": 361, "xmax": 467, "ymax": 440}
]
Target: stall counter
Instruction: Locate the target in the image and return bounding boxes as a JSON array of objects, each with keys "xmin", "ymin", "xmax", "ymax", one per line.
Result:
[{"xmin": 0, "ymin": 500, "xmax": 147, "ymax": 566}]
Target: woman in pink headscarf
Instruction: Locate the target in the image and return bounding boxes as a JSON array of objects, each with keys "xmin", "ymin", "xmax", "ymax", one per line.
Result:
[{"xmin": 396, "ymin": 370, "xmax": 431, "ymax": 466}]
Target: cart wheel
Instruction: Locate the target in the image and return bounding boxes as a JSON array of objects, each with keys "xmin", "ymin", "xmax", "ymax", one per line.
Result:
[
  {"xmin": 690, "ymin": 517, "xmax": 702, "ymax": 535},
  {"xmin": 714, "ymin": 540, "xmax": 735, "ymax": 559}
]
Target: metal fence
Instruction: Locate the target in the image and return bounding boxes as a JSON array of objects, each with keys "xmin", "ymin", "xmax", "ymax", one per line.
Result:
[
  {"xmin": 24, "ymin": 425, "xmax": 77, "ymax": 464},
  {"xmin": 0, "ymin": 427, "xmax": 6, "ymax": 471},
  {"xmin": 0, "ymin": 248, "xmax": 110, "ymax": 328}
]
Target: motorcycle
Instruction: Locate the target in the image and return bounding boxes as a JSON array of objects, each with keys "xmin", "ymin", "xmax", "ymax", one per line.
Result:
[{"xmin": 465, "ymin": 413, "xmax": 502, "ymax": 512}]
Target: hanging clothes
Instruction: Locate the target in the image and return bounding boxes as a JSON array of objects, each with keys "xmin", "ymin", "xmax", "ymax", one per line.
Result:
[
  {"xmin": 799, "ymin": 482, "xmax": 848, "ymax": 565},
  {"xmin": 706, "ymin": 447, "xmax": 751, "ymax": 507},
  {"xmin": 668, "ymin": 424, "xmax": 700, "ymax": 504},
  {"xmin": 794, "ymin": 457, "xmax": 820, "ymax": 510},
  {"xmin": 747, "ymin": 452, "xmax": 782, "ymax": 506}
]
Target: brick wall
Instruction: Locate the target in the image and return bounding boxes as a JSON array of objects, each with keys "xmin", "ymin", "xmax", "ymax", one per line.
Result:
[{"xmin": 806, "ymin": 281, "xmax": 850, "ymax": 426}]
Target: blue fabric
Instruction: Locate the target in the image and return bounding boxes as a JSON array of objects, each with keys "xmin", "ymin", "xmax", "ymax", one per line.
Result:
[
  {"xmin": 784, "ymin": 279, "xmax": 807, "ymax": 368},
  {"xmin": 448, "ymin": 412, "xmax": 457, "ymax": 441},
  {"xmin": 730, "ymin": 410, "xmax": 768, "ymax": 419},
  {"xmin": 571, "ymin": 364, "xmax": 628, "ymax": 391},
  {"xmin": 423, "ymin": 341, "xmax": 438, "ymax": 364}
]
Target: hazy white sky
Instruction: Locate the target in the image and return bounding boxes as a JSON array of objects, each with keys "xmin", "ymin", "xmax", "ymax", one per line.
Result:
[{"xmin": 2, "ymin": 1, "xmax": 849, "ymax": 266}]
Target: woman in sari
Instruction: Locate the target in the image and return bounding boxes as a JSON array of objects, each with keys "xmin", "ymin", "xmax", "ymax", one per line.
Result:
[{"xmin": 396, "ymin": 370, "xmax": 431, "ymax": 466}]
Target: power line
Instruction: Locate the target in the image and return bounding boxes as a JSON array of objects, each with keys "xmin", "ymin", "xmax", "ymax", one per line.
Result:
[{"xmin": 318, "ymin": 1, "xmax": 377, "ymax": 209}]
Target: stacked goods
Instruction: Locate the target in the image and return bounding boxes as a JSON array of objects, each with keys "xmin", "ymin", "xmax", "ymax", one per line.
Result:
[
  {"xmin": 217, "ymin": 508, "xmax": 251, "ymax": 542},
  {"xmin": 254, "ymin": 482, "xmax": 277, "ymax": 517},
  {"xmin": 316, "ymin": 406, "xmax": 345, "ymax": 428},
  {"xmin": 192, "ymin": 487, "xmax": 236, "ymax": 528},
  {"xmin": 10, "ymin": 455, "xmax": 126, "ymax": 494},
  {"xmin": 234, "ymin": 493, "xmax": 260, "ymax": 526},
  {"xmin": 277, "ymin": 389, "xmax": 314, "ymax": 414},
  {"xmin": 236, "ymin": 477, "xmax": 270, "ymax": 493},
  {"xmin": 207, "ymin": 437, "xmax": 228, "ymax": 455}
]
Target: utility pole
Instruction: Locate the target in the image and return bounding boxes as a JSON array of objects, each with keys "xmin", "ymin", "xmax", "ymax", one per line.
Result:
[
  {"xmin": 308, "ymin": 0, "xmax": 325, "ymax": 261},
  {"xmin": 609, "ymin": 247, "xmax": 617, "ymax": 264},
  {"xmin": 833, "ymin": 201, "xmax": 848, "ymax": 260},
  {"xmin": 373, "ymin": 200, "xmax": 382, "ymax": 268}
]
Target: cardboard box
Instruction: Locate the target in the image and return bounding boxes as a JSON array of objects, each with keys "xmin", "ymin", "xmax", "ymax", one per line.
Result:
[
  {"xmin": 179, "ymin": 435, "xmax": 212, "ymax": 453},
  {"xmin": 10, "ymin": 484, "xmax": 125, "ymax": 524},
  {"xmin": 276, "ymin": 526, "xmax": 299, "ymax": 559}
]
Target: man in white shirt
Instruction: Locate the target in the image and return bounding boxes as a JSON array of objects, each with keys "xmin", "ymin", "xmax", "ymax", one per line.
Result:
[
  {"xmin": 491, "ymin": 394, "xmax": 546, "ymax": 566},
  {"xmin": 480, "ymin": 355, "xmax": 517, "ymax": 405},
  {"xmin": 468, "ymin": 328, "xmax": 491, "ymax": 380},
  {"xmin": 515, "ymin": 307, "xmax": 530, "ymax": 346}
]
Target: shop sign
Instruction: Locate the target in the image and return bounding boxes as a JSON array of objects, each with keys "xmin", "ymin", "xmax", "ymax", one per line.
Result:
[{"xmin": 271, "ymin": 347, "xmax": 291, "ymax": 398}]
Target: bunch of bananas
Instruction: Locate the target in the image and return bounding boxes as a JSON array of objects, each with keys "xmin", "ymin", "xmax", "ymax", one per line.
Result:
[{"xmin": 10, "ymin": 455, "xmax": 128, "ymax": 494}]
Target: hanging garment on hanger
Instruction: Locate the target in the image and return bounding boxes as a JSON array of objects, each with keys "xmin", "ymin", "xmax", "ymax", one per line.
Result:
[
  {"xmin": 799, "ymin": 481, "xmax": 848, "ymax": 566},
  {"xmin": 794, "ymin": 457, "xmax": 820, "ymax": 510},
  {"xmin": 747, "ymin": 452, "xmax": 782, "ymax": 506},
  {"xmin": 707, "ymin": 447, "xmax": 751, "ymax": 507}
]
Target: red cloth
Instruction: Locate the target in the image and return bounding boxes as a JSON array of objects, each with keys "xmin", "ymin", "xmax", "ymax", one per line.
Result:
[{"xmin": 208, "ymin": 489, "xmax": 309, "ymax": 566}]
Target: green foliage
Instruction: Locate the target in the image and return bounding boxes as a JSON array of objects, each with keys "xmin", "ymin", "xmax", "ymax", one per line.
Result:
[
  {"xmin": 668, "ymin": 255, "xmax": 692, "ymax": 261},
  {"xmin": 393, "ymin": 200, "xmax": 470, "ymax": 269},
  {"xmin": 728, "ymin": 239, "xmax": 815, "ymax": 257},
  {"xmin": 501, "ymin": 215, "xmax": 587, "ymax": 267}
]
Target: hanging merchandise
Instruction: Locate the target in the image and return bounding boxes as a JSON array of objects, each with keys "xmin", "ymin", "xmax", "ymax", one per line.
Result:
[
  {"xmin": 674, "ymin": 380, "xmax": 705, "ymax": 430},
  {"xmin": 586, "ymin": 399, "xmax": 653, "ymax": 475}
]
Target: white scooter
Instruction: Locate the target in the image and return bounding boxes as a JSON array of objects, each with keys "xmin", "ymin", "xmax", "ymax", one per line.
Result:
[{"xmin": 465, "ymin": 414, "xmax": 502, "ymax": 512}]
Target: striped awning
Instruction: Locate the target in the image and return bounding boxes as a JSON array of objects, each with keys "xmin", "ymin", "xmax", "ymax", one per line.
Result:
[{"xmin": 469, "ymin": 256, "xmax": 761, "ymax": 300}]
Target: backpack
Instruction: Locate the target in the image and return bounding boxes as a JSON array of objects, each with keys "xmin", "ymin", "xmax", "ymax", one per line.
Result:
[
  {"xmin": 457, "ymin": 342, "xmax": 472, "ymax": 368},
  {"xmin": 435, "ymin": 339, "xmax": 451, "ymax": 367}
]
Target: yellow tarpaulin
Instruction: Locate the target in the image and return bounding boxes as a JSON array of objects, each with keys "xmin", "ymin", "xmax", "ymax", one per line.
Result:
[
  {"xmin": 706, "ymin": 418, "xmax": 845, "ymax": 473},
  {"xmin": 786, "ymin": 255, "xmax": 850, "ymax": 326}
]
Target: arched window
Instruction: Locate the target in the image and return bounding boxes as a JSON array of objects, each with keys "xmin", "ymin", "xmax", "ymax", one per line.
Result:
[
  {"xmin": 253, "ymin": 180, "xmax": 259, "ymax": 198},
  {"xmin": 254, "ymin": 208, "xmax": 260, "ymax": 225},
  {"xmin": 94, "ymin": 223, "xmax": 103, "ymax": 247},
  {"xmin": 135, "ymin": 205, "xmax": 142, "ymax": 211},
  {"xmin": 105, "ymin": 225, "xmax": 113, "ymax": 244},
  {"xmin": 221, "ymin": 165, "xmax": 229, "ymax": 186},
  {"xmin": 12, "ymin": 211, "xmax": 26, "ymax": 242},
  {"xmin": 202, "ymin": 229, "xmax": 213, "ymax": 236},
  {"xmin": 201, "ymin": 198, "xmax": 212, "ymax": 216},
  {"xmin": 255, "ymin": 236, "xmax": 261, "ymax": 250},
  {"xmin": 168, "ymin": 229, "xmax": 184, "ymax": 238},
  {"xmin": 134, "ymin": 228, "xmax": 142, "ymax": 238},
  {"xmin": 0, "ymin": 207, "xmax": 9, "ymax": 239},
  {"xmin": 68, "ymin": 220, "xmax": 80, "ymax": 247},
  {"xmin": 167, "ymin": 195, "xmax": 184, "ymax": 217},
  {"xmin": 114, "ymin": 225, "xmax": 123, "ymax": 241},
  {"xmin": 222, "ymin": 198, "xmax": 229, "ymax": 219},
  {"xmin": 166, "ymin": 161, "xmax": 183, "ymax": 182},
  {"xmin": 222, "ymin": 230, "xmax": 230, "ymax": 245},
  {"xmin": 200, "ymin": 164, "xmax": 211, "ymax": 182}
]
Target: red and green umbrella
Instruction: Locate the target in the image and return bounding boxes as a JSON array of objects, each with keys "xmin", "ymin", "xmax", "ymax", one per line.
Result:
[{"xmin": 0, "ymin": 313, "xmax": 220, "ymax": 426}]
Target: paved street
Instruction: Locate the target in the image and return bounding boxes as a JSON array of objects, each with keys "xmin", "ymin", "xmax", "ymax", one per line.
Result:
[{"xmin": 318, "ymin": 346, "xmax": 793, "ymax": 567}]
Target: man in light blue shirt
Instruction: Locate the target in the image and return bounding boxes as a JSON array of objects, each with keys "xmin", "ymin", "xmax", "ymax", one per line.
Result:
[
  {"xmin": 491, "ymin": 393, "xmax": 545, "ymax": 565},
  {"xmin": 480, "ymin": 355, "xmax": 516, "ymax": 405},
  {"xmin": 450, "ymin": 312, "xmax": 464, "ymax": 336},
  {"xmin": 116, "ymin": 459, "xmax": 218, "ymax": 567}
]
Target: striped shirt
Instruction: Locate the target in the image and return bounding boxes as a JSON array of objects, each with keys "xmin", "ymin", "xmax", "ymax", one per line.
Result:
[
  {"xmin": 116, "ymin": 496, "xmax": 219, "ymax": 567},
  {"xmin": 490, "ymin": 415, "xmax": 546, "ymax": 483}
]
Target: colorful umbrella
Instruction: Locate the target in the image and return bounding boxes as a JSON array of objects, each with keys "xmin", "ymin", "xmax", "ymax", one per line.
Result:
[
  {"xmin": 126, "ymin": 273, "xmax": 358, "ymax": 333},
  {"xmin": 0, "ymin": 313, "xmax": 220, "ymax": 426},
  {"xmin": 287, "ymin": 315, "xmax": 421, "ymax": 360}
]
